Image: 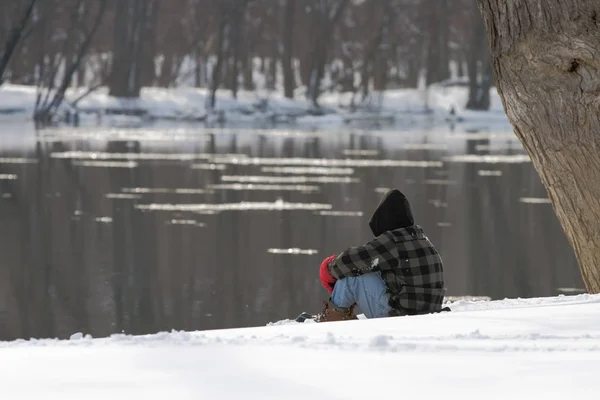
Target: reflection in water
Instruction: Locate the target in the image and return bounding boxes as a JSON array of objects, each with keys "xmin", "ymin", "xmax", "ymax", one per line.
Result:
[
  {"xmin": 428, "ymin": 199, "xmax": 448, "ymax": 208},
  {"xmin": 0, "ymin": 126, "xmax": 584, "ymax": 341}
]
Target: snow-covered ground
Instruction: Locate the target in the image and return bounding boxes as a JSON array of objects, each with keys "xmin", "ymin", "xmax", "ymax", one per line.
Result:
[
  {"xmin": 0, "ymin": 82, "xmax": 511, "ymax": 131},
  {"xmin": 2, "ymin": 294, "xmax": 599, "ymax": 399}
]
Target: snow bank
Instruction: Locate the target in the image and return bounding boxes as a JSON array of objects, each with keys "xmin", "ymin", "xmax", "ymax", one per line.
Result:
[
  {"xmin": 0, "ymin": 83, "xmax": 511, "ymax": 130},
  {"xmin": 1, "ymin": 294, "xmax": 599, "ymax": 399}
]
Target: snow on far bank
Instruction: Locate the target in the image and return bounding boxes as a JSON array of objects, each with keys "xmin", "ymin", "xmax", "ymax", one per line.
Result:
[
  {"xmin": 0, "ymin": 83, "xmax": 511, "ymax": 130},
  {"xmin": 1, "ymin": 294, "xmax": 600, "ymax": 400}
]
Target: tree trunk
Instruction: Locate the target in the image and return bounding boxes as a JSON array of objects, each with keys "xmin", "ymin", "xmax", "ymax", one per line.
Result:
[
  {"xmin": 438, "ymin": 0, "xmax": 451, "ymax": 82},
  {"xmin": 229, "ymin": 2, "xmax": 247, "ymax": 99},
  {"xmin": 478, "ymin": 0, "xmax": 600, "ymax": 292},
  {"xmin": 207, "ymin": 8, "xmax": 228, "ymax": 110},
  {"xmin": 194, "ymin": 49, "xmax": 203, "ymax": 88},
  {"xmin": 157, "ymin": 50, "xmax": 174, "ymax": 88},
  {"xmin": 425, "ymin": 0, "xmax": 450, "ymax": 85},
  {"xmin": 108, "ymin": 0, "xmax": 157, "ymax": 98},
  {"xmin": 281, "ymin": 0, "xmax": 295, "ymax": 98},
  {"xmin": 466, "ymin": 0, "xmax": 491, "ymax": 110},
  {"xmin": 307, "ymin": 0, "xmax": 349, "ymax": 106},
  {"xmin": 242, "ymin": 53, "xmax": 254, "ymax": 91}
]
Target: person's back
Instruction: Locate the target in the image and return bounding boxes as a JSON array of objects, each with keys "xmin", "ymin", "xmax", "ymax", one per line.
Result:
[{"xmin": 317, "ymin": 189, "xmax": 446, "ymax": 321}]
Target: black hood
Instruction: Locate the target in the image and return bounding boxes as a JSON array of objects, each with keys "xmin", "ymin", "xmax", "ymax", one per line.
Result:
[{"xmin": 369, "ymin": 189, "xmax": 415, "ymax": 236}]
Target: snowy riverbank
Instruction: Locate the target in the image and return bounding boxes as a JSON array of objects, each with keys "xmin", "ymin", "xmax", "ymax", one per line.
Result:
[
  {"xmin": 0, "ymin": 83, "xmax": 511, "ymax": 131},
  {"xmin": 2, "ymin": 293, "xmax": 599, "ymax": 399}
]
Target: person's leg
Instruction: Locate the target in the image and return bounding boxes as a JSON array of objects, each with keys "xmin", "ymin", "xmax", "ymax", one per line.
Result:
[{"xmin": 330, "ymin": 272, "xmax": 391, "ymax": 318}]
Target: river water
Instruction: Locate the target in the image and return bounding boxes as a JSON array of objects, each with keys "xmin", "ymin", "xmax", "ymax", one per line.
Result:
[{"xmin": 0, "ymin": 121, "xmax": 584, "ymax": 340}]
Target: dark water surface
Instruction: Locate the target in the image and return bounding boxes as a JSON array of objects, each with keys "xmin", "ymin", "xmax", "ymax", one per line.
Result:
[{"xmin": 0, "ymin": 122, "xmax": 583, "ymax": 340}]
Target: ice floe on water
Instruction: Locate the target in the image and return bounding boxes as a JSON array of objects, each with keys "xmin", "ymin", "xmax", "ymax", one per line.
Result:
[
  {"xmin": 190, "ymin": 163, "xmax": 228, "ymax": 170},
  {"xmin": 135, "ymin": 200, "xmax": 332, "ymax": 212},
  {"xmin": 260, "ymin": 166, "xmax": 355, "ymax": 175},
  {"xmin": 317, "ymin": 210, "xmax": 363, "ymax": 217},
  {"xmin": 105, "ymin": 193, "xmax": 143, "ymax": 199},
  {"xmin": 207, "ymin": 183, "xmax": 320, "ymax": 192},
  {"xmin": 478, "ymin": 169, "xmax": 503, "ymax": 176},
  {"xmin": 424, "ymin": 179, "xmax": 456, "ymax": 185},
  {"xmin": 342, "ymin": 149, "xmax": 380, "ymax": 156},
  {"xmin": 121, "ymin": 187, "xmax": 210, "ymax": 194},
  {"xmin": 50, "ymin": 151, "xmax": 235, "ymax": 161},
  {"xmin": 520, "ymin": 197, "xmax": 551, "ymax": 204},
  {"xmin": 443, "ymin": 154, "xmax": 531, "ymax": 163},
  {"xmin": 400, "ymin": 143, "xmax": 449, "ymax": 150},
  {"xmin": 0, "ymin": 157, "xmax": 38, "ymax": 164},
  {"xmin": 267, "ymin": 248, "xmax": 319, "ymax": 255},
  {"xmin": 210, "ymin": 155, "xmax": 443, "ymax": 168},
  {"xmin": 73, "ymin": 160, "xmax": 138, "ymax": 168},
  {"xmin": 167, "ymin": 219, "xmax": 206, "ymax": 227},
  {"xmin": 220, "ymin": 175, "xmax": 359, "ymax": 184}
]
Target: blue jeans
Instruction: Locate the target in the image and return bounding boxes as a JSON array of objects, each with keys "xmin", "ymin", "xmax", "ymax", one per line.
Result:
[{"xmin": 330, "ymin": 272, "xmax": 392, "ymax": 318}]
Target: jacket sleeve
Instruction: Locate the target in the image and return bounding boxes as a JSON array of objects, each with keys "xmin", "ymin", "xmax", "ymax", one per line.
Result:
[{"xmin": 328, "ymin": 238, "xmax": 385, "ymax": 280}]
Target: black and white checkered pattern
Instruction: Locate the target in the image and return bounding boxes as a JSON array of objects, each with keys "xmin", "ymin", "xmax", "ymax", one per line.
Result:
[{"xmin": 329, "ymin": 225, "xmax": 445, "ymax": 315}]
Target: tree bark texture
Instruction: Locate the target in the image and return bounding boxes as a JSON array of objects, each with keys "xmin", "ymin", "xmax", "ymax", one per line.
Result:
[{"xmin": 478, "ymin": 0, "xmax": 600, "ymax": 292}]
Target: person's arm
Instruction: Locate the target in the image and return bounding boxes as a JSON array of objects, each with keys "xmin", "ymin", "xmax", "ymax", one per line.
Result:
[{"xmin": 328, "ymin": 235, "xmax": 395, "ymax": 280}]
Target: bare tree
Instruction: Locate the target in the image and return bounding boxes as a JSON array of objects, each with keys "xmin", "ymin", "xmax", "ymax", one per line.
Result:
[
  {"xmin": 425, "ymin": 0, "xmax": 450, "ymax": 85},
  {"xmin": 108, "ymin": 0, "xmax": 158, "ymax": 98},
  {"xmin": 229, "ymin": 0, "xmax": 250, "ymax": 98},
  {"xmin": 466, "ymin": 0, "xmax": 491, "ymax": 110},
  {"xmin": 0, "ymin": 0, "xmax": 37, "ymax": 85},
  {"xmin": 306, "ymin": 0, "xmax": 349, "ymax": 108},
  {"xmin": 281, "ymin": 0, "xmax": 296, "ymax": 98},
  {"xmin": 478, "ymin": 0, "xmax": 600, "ymax": 292},
  {"xmin": 34, "ymin": 0, "xmax": 108, "ymax": 124},
  {"xmin": 207, "ymin": 2, "xmax": 231, "ymax": 110}
]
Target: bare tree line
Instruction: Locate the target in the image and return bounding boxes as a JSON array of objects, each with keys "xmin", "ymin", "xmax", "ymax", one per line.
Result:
[{"xmin": 0, "ymin": 0, "xmax": 493, "ymax": 120}]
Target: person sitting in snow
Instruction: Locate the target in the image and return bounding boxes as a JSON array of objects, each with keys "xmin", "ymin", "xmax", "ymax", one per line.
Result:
[{"xmin": 315, "ymin": 189, "xmax": 446, "ymax": 322}]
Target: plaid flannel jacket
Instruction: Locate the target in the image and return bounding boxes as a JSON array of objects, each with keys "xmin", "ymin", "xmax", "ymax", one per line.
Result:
[{"xmin": 328, "ymin": 225, "xmax": 445, "ymax": 315}]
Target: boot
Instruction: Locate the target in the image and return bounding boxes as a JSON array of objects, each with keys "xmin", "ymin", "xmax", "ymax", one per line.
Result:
[{"xmin": 315, "ymin": 301, "xmax": 358, "ymax": 322}]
